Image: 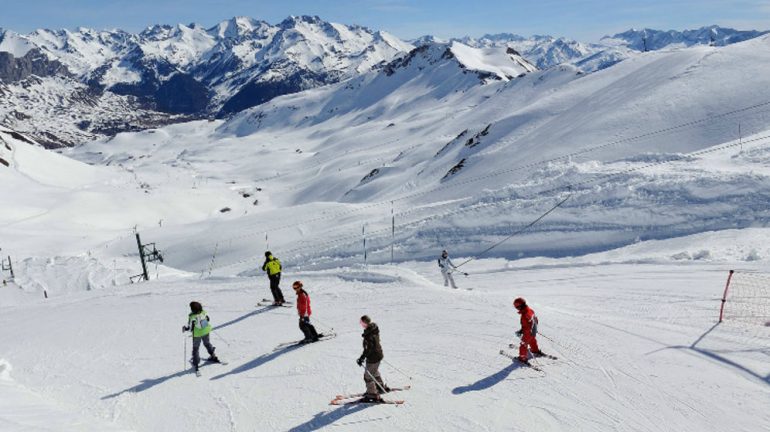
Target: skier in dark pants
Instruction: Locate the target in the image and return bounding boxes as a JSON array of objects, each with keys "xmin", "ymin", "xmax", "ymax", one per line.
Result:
[
  {"xmin": 261, "ymin": 251, "xmax": 285, "ymax": 305},
  {"xmin": 293, "ymin": 280, "xmax": 320, "ymax": 343},
  {"xmin": 356, "ymin": 315, "xmax": 389, "ymax": 402},
  {"xmin": 183, "ymin": 301, "xmax": 220, "ymax": 373}
]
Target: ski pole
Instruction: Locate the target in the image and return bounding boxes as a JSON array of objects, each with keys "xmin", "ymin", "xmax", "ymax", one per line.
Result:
[
  {"xmin": 362, "ymin": 364, "xmax": 390, "ymax": 394},
  {"xmin": 211, "ymin": 330, "xmax": 231, "ymax": 347},
  {"xmin": 383, "ymin": 359, "xmax": 413, "ymax": 381},
  {"xmin": 537, "ymin": 331, "xmax": 569, "ymax": 359},
  {"xmin": 183, "ymin": 334, "xmax": 188, "ymax": 372},
  {"xmin": 311, "ymin": 317, "xmax": 335, "ymax": 334}
]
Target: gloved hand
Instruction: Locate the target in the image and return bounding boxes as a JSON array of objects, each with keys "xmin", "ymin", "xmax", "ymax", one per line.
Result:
[
  {"xmin": 356, "ymin": 357, "xmax": 364, "ymax": 367},
  {"xmin": 301, "ymin": 316, "xmax": 310, "ymax": 324},
  {"xmin": 183, "ymin": 325, "xmax": 190, "ymax": 332},
  {"xmin": 515, "ymin": 329, "xmax": 523, "ymax": 337}
]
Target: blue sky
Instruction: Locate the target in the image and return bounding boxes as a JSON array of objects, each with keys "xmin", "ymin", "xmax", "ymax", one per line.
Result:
[{"xmin": 1, "ymin": 0, "xmax": 769, "ymax": 41}]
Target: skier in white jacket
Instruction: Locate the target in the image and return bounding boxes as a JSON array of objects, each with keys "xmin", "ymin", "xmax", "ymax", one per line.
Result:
[{"xmin": 438, "ymin": 250, "xmax": 459, "ymax": 288}]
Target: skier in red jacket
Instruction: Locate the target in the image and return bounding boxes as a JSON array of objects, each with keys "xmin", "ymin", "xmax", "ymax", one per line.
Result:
[
  {"xmin": 293, "ymin": 280, "xmax": 320, "ymax": 343},
  {"xmin": 513, "ymin": 297, "xmax": 547, "ymax": 363}
]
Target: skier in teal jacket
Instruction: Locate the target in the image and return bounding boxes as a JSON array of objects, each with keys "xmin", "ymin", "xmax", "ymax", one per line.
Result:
[{"xmin": 183, "ymin": 301, "xmax": 220, "ymax": 372}]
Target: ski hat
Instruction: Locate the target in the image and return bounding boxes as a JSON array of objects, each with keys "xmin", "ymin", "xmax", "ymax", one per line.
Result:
[
  {"xmin": 360, "ymin": 315, "xmax": 371, "ymax": 328},
  {"xmin": 190, "ymin": 301, "xmax": 203, "ymax": 313},
  {"xmin": 513, "ymin": 297, "xmax": 526, "ymax": 309},
  {"xmin": 442, "ymin": 250, "xmax": 448, "ymax": 256},
  {"xmin": 265, "ymin": 251, "xmax": 272, "ymax": 257}
]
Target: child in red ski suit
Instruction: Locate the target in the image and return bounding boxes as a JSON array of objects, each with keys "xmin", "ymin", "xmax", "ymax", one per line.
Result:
[
  {"xmin": 293, "ymin": 281, "xmax": 319, "ymax": 343},
  {"xmin": 514, "ymin": 297, "xmax": 545, "ymax": 362}
]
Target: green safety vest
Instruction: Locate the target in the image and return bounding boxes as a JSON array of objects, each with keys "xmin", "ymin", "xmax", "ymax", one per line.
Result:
[
  {"xmin": 264, "ymin": 256, "xmax": 282, "ymax": 275},
  {"xmin": 188, "ymin": 310, "xmax": 212, "ymax": 337}
]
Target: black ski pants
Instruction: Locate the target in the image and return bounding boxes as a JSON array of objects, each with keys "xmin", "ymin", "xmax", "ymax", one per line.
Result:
[
  {"xmin": 268, "ymin": 273, "xmax": 285, "ymax": 302},
  {"xmin": 299, "ymin": 317, "xmax": 319, "ymax": 341},
  {"xmin": 192, "ymin": 334, "xmax": 215, "ymax": 367}
]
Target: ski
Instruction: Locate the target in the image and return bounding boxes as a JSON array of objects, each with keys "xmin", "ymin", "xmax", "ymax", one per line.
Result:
[
  {"xmin": 190, "ymin": 358, "xmax": 229, "ymax": 368},
  {"xmin": 273, "ymin": 332, "xmax": 337, "ymax": 351},
  {"xmin": 256, "ymin": 302, "xmax": 293, "ymax": 308},
  {"xmin": 330, "ymin": 398, "xmax": 404, "ymax": 406},
  {"xmin": 499, "ymin": 350, "xmax": 543, "ymax": 371},
  {"xmin": 261, "ymin": 298, "xmax": 293, "ymax": 305},
  {"xmin": 334, "ymin": 385, "xmax": 411, "ymax": 401},
  {"xmin": 506, "ymin": 345, "xmax": 558, "ymax": 360}
]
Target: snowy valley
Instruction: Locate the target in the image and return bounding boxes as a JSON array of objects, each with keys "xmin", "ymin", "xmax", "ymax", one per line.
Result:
[{"xmin": 1, "ymin": 15, "xmax": 769, "ymax": 432}]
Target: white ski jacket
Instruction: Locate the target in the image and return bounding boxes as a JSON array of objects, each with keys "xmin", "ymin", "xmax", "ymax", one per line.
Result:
[{"xmin": 438, "ymin": 255, "xmax": 456, "ymax": 273}]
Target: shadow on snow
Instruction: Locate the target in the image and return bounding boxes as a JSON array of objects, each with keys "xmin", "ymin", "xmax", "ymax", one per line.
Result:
[
  {"xmin": 288, "ymin": 404, "xmax": 376, "ymax": 432},
  {"xmin": 209, "ymin": 344, "xmax": 303, "ymax": 380},
  {"xmin": 214, "ymin": 306, "xmax": 276, "ymax": 332},
  {"xmin": 102, "ymin": 339, "xmax": 301, "ymax": 398},
  {"xmin": 649, "ymin": 322, "xmax": 770, "ymax": 386},
  {"xmin": 102, "ymin": 369, "xmax": 190, "ymax": 399},
  {"xmin": 451, "ymin": 362, "xmax": 527, "ymax": 394}
]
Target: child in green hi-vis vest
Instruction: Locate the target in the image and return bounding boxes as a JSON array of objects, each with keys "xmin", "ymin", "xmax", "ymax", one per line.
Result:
[{"xmin": 183, "ymin": 301, "xmax": 220, "ymax": 372}]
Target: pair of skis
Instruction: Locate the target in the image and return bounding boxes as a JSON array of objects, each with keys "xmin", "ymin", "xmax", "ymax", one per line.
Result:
[
  {"xmin": 330, "ymin": 385, "xmax": 410, "ymax": 405},
  {"xmin": 272, "ymin": 332, "xmax": 337, "ymax": 351},
  {"xmin": 191, "ymin": 358, "xmax": 229, "ymax": 377},
  {"xmin": 257, "ymin": 298, "xmax": 293, "ymax": 308},
  {"xmin": 499, "ymin": 348, "xmax": 558, "ymax": 372}
]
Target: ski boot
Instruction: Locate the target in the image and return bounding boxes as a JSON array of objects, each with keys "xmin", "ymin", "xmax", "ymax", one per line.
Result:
[
  {"xmin": 516, "ymin": 357, "xmax": 531, "ymax": 366},
  {"xmin": 360, "ymin": 393, "xmax": 383, "ymax": 403}
]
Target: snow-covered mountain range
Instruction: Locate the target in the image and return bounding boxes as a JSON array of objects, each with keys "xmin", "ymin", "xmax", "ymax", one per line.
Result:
[
  {"xmin": 1, "ymin": 18, "xmax": 766, "ymax": 147},
  {"xmin": 417, "ymin": 25, "xmax": 769, "ymax": 71},
  {"xmin": 0, "ymin": 16, "xmax": 411, "ymax": 146}
]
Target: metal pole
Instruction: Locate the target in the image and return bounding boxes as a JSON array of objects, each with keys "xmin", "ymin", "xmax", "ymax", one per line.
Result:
[
  {"xmin": 383, "ymin": 358, "xmax": 413, "ymax": 381},
  {"xmin": 719, "ymin": 270, "xmax": 735, "ymax": 323},
  {"xmin": 362, "ymin": 225, "xmax": 367, "ymax": 264},
  {"xmin": 136, "ymin": 233, "xmax": 149, "ymax": 281},
  {"xmin": 7, "ymin": 256, "xmax": 13, "ymax": 279},
  {"xmin": 391, "ymin": 201, "xmax": 395, "ymax": 264},
  {"xmin": 362, "ymin": 364, "xmax": 389, "ymax": 394}
]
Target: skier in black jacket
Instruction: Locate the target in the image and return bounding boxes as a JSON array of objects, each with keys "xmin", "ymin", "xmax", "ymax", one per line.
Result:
[{"xmin": 356, "ymin": 315, "xmax": 389, "ymax": 402}]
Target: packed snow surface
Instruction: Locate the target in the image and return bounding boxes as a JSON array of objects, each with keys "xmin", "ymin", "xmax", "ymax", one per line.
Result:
[{"xmin": 1, "ymin": 262, "xmax": 768, "ymax": 431}]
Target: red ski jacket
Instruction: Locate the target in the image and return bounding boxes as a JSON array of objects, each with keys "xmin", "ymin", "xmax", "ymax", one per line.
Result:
[
  {"xmin": 297, "ymin": 290, "xmax": 312, "ymax": 317},
  {"xmin": 519, "ymin": 306, "xmax": 538, "ymax": 337}
]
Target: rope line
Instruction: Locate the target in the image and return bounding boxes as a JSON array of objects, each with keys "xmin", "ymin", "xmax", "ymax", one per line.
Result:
[{"xmin": 238, "ymin": 133, "xmax": 770, "ymax": 272}]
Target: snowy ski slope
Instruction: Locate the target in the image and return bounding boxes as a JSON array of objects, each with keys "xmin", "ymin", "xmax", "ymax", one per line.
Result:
[
  {"xmin": 0, "ymin": 31, "xmax": 769, "ymax": 432},
  {"xmin": 1, "ymin": 261, "xmax": 768, "ymax": 431}
]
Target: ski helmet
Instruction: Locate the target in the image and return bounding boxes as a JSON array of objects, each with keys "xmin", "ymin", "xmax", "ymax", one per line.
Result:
[
  {"xmin": 513, "ymin": 297, "xmax": 526, "ymax": 309},
  {"xmin": 190, "ymin": 301, "xmax": 203, "ymax": 313}
]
